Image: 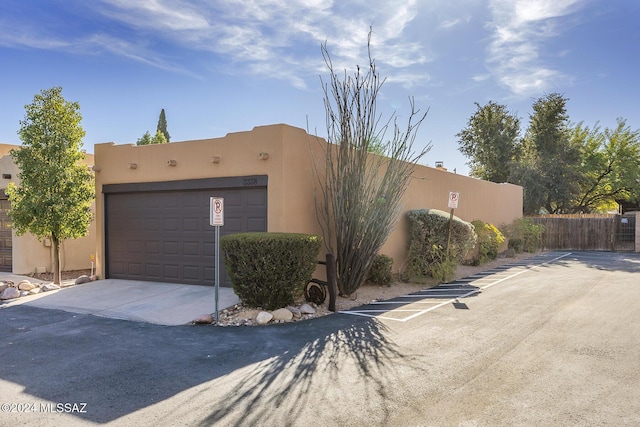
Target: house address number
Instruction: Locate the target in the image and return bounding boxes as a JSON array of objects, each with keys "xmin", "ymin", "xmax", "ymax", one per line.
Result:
[{"xmin": 242, "ymin": 178, "xmax": 258, "ymax": 186}]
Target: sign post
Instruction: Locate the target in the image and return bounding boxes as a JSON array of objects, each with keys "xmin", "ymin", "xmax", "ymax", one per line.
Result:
[
  {"xmin": 210, "ymin": 197, "xmax": 224, "ymax": 322},
  {"xmin": 446, "ymin": 192, "xmax": 459, "ymax": 256}
]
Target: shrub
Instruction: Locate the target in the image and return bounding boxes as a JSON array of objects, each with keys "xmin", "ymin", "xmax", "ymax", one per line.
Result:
[
  {"xmin": 504, "ymin": 218, "xmax": 544, "ymax": 253},
  {"xmin": 508, "ymin": 238, "xmax": 523, "ymax": 253},
  {"xmin": 366, "ymin": 254, "xmax": 394, "ymax": 286},
  {"xmin": 427, "ymin": 244, "xmax": 458, "ymax": 283},
  {"xmin": 221, "ymin": 232, "xmax": 322, "ymax": 310},
  {"xmin": 405, "ymin": 209, "xmax": 477, "ymax": 283},
  {"xmin": 471, "ymin": 220, "xmax": 506, "ymax": 264}
]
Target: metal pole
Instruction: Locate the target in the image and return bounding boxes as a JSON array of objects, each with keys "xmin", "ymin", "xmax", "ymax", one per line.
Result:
[
  {"xmin": 446, "ymin": 208, "xmax": 454, "ymax": 257},
  {"xmin": 214, "ymin": 225, "xmax": 220, "ymax": 322},
  {"xmin": 326, "ymin": 253, "xmax": 337, "ymax": 312}
]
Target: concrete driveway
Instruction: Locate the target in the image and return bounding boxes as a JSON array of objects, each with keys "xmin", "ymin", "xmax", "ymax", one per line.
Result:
[{"xmin": 0, "ymin": 275, "xmax": 240, "ymax": 325}]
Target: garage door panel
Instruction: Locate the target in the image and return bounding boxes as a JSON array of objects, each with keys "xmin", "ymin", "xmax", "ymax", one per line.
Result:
[
  {"xmin": 146, "ymin": 264, "xmax": 161, "ymax": 278},
  {"xmin": 183, "ymin": 265, "xmax": 199, "ymax": 280},
  {"xmin": 163, "ymin": 241, "xmax": 179, "ymax": 255},
  {"xmin": 163, "ymin": 264, "xmax": 179, "ymax": 279},
  {"xmin": 146, "ymin": 241, "xmax": 160, "ymax": 254},
  {"xmin": 183, "ymin": 217, "xmax": 200, "ymax": 231},
  {"xmin": 183, "ymin": 241, "xmax": 199, "ymax": 256},
  {"xmin": 145, "ymin": 218, "xmax": 161, "ymax": 231},
  {"xmin": 163, "ymin": 218, "xmax": 179, "ymax": 231},
  {"xmin": 106, "ymin": 183, "xmax": 267, "ymax": 286},
  {"xmin": 129, "ymin": 263, "xmax": 143, "ymax": 276}
]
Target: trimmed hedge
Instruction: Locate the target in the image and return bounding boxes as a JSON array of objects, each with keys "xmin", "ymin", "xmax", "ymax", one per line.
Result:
[
  {"xmin": 221, "ymin": 232, "xmax": 322, "ymax": 310},
  {"xmin": 405, "ymin": 209, "xmax": 477, "ymax": 282}
]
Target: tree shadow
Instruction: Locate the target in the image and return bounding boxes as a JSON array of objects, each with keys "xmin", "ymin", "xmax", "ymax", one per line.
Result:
[
  {"xmin": 545, "ymin": 251, "xmax": 640, "ymax": 273},
  {"xmin": 197, "ymin": 315, "xmax": 422, "ymax": 426},
  {"xmin": 0, "ymin": 305, "xmax": 426, "ymax": 425}
]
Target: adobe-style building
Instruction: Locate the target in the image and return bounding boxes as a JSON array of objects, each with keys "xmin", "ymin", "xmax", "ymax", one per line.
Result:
[
  {"xmin": 0, "ymin": 144, "xmax": 96, "ymax": 274},
  {"xmin": 93, "ymin": 124, "xmax": 523, "ymax": 287}
]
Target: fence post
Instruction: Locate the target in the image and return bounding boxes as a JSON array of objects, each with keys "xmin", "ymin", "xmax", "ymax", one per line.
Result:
[{"xmin": 326, "ymin": 253, "xmax": 337, "ymax": 312}]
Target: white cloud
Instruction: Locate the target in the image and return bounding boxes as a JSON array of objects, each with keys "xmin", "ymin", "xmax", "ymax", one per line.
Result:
[
  {"xmin": 485, "ymin": 0, "xmax": 583, "ymax": 96},
  {"xmin": 94, "ymin": 0, "xmax": 429, "ymax": 89},
  {"xmin": 0, "ymin": 0, "xmax": 431, "ymax": 90}
]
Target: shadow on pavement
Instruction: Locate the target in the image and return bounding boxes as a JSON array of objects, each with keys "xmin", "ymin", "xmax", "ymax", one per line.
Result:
[{"xmin": 0, "ymin": 304, "xmax": 425, "ymax": 425}]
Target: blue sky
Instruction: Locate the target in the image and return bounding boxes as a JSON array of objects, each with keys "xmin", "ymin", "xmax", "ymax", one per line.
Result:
[{"xmin": 0, "ymin": 0, "xmax": 638, "ymax": 175}]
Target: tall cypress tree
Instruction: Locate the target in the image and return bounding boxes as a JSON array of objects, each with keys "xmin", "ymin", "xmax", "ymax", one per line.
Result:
[{"xmin": 156, "ymin": 108, "xmax": 170, "ymax": 142}]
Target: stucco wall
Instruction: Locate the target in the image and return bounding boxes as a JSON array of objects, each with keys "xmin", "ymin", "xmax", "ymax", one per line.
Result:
[
  {"xmin": 0, "ymin": 148, "xmax": 96, "ymax": 274},
  {"xmin": 94, "ymin": 124, "xmax": 523, "ymax": 278}
]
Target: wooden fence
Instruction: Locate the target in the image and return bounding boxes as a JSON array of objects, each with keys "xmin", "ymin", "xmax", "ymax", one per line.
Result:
[{"xmin": 530, "ymin": 214, "xmax": 625, "ymax": 251}]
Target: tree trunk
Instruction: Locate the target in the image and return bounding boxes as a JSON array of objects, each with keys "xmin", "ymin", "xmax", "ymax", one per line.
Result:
[{"xmin": 52, "ymin": 236, "xmax": 61, "ymax": 285}]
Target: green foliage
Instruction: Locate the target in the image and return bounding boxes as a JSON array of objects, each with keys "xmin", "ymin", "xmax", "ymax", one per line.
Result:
[
  {"xmin": 507, "ymin": 238, "xmax": 523, "ymax": 253},
  {"xmin": 137, "ymin": 130, "xmax": 167, "ymax": 146},
  {"xmin": 503, "ymin": 218, "xmax": 544, "ymax": 253},
  {"xmin": 221, "ymin": 232, "xmax": 322, "ymax": 310},
  {"xmin": 366, "ymin": 254, "xmax": 394, "ymax": 286},
  {"xmin": 569, "ymin": 119, "xmax": 640, "ymax": 212},
  {"xmin": 156, "ymin": 109, "xmax": 170, "ymax": 142},
  {"xmin": 426, "ymin": 244, "xmax": 458, "ymax": 283},
  {"xmin": 456, "ymin": 101, "xmax": 521, "ymax": 183},
  {"xmin": 405, "ymin": 209, "xmax": 477, "ymax": 283},
  {"xmin": 511, "ymin": 93, "xmax": 583, "ymax": 214},
  {"xmin": 459, "ymin": 94, "xmax": 640, "ymax": 214},
  {"xmin": 315, "ymin": 31, "xmax": 430, "ymax": 297},
  {"xmin": 7, "ymin": 87, "xmax": 94, "ymax": 284},
  {"xmin": 471, "ymin": 220, "xmax": 505, "ymax": 265}
]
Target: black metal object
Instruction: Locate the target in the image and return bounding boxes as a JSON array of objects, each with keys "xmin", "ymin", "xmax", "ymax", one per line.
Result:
[
  {"xmin": 615, "ymin": 214, "xmax": 636, "ymax": 252},
  {"xmin": 304, "ymin": 253, "xmax": 337, "ymax": 312}
]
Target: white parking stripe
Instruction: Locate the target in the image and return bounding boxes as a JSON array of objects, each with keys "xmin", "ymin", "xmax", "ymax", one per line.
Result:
[{"xmin": 341, "ymin": 252, "xmax": 572, "ymax": 322}]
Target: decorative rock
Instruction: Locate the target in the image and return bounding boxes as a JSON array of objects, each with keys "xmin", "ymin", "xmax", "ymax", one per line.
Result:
[
  {"xmin": 28, "ymin": 287, "xmax": 41, "ymax": 295},
  {"xmin": 0, "ymin": 287, "xmax": 20, "ymax": 300},
  {"xmin": 255, "ymin": 311, "xmax": 273, "ymax": 325},
  {"xmin": 272, "ymin": 308, "xmax": 294, "ymax": 322},
  {"xmin": 193, "ymin": 314, "xmax": 214, "ymax": 325},
  {"xmin": 287, "ymin": 306, "xmax": 302, "ymax": 319},
  {"xmin": 300, "ymin": 303, "xmax": 316, "ymax": 315},
  {"xmin": 75, "ymin": 275, "xmax": 92, "ymax": 285},
  {"xmin": 18, "ymin": 280, "xmax": 36, "ymax": 291},
  {"xmin": 40, "ymin": 283, "xmax": 61, "ymax": 292},
  {"xmin": 0, "ymin": 283, "xmax": 8, "ymax": 293}
]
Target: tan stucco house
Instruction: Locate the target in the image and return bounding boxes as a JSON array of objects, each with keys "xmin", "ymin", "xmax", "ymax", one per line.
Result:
[
  {"xmin": 0, "ymin": 144, "xmax": 96, "ymax": 274},
  {"xmin": 93, "ymin": 124, "xmax": 523, "ymax": 287}
]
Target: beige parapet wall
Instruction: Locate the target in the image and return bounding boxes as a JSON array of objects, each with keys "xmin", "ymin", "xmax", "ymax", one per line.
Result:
[
  {"xmin": 0, "ymin": 147, "xmax": 96, "ymax": 274},
  {"xmin": 94, "ymin": 124, "xmax": 523, "ymax": 278}
]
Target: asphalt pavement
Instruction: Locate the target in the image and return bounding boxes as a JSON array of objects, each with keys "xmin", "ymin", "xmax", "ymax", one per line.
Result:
[{"xmin": 1, "ymin": 251, "xmax": 640, "ymax": 426}]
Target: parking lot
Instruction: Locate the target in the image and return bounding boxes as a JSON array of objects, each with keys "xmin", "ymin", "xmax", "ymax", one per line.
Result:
[
  {"xmin": 1, "ymin": 251, "xmax": 640, "ymax": 426},
  {"xmin": 343, "ymin": 251, "xmax": 572, "ymax": 321}
]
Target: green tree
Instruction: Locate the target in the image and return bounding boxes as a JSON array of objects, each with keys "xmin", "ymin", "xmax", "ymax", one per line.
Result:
[
  {"xmin": 570, "ymin": 119, "xmax": 640, "ymax": 212},
  {"xmin": 510, "ymin": 93, "xmax": 582, "ymax": 214},
  {"xmin": 456, "ymin": 101, "xmax": 521, "ymax": 182},
  {"xmin": 136, "ymin": 129, "xmax": 167, "ymax": 145},
  {"xmin": 314, "ymin": 31, "xmax": 430, "ymax": 297},
  {"xmin": 7, "ymin": 87, "xmax": 94, "ymax": 285},
  {"xmin": 156, "ymin": 108, "xmax": 170, "ymax": 142}
]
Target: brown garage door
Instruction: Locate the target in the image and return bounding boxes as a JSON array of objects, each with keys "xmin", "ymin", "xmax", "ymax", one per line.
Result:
[
  {"xmin": 104, "ymin": 176, "xmax": 267, "ymax": 286},
  {"xmin": 0, "ymin": 198, "xmax": 12, "ymax": 272}
]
